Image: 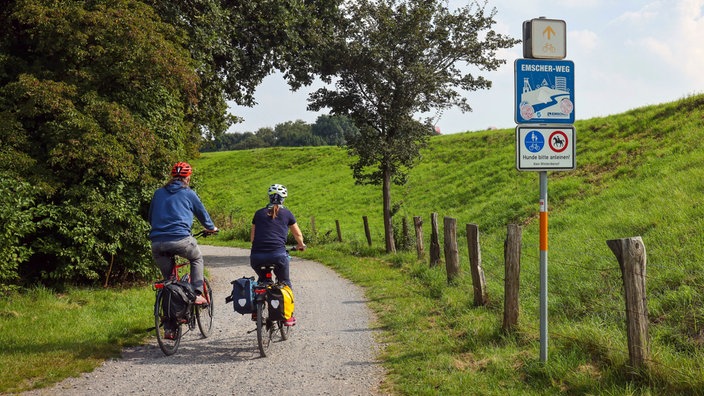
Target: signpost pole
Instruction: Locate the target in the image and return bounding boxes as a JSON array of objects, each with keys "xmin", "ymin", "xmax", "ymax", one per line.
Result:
[
  {"xmin": 517, "ymin": 16, "xmax": 571, "ymax": 363},
  {"xmin": 539, "ymin": 171, "xmax": 548, "ymax": 362}
]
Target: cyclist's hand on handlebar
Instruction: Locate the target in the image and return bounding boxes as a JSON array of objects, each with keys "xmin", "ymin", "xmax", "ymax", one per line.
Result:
[
  {"xmin": 295, "ymin": 243, "xmax": 306, "ymax": 251},
  {"xmin": 203, "ymin": 227, "xmax": 219, "ymax": 235}
]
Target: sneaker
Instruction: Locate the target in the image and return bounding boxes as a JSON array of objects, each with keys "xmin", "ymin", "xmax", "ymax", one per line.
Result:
[
  {"xmin": 164, "ymin": 329, "xmax": 177, "ymax": 340},
  {"xmin": 194, "ymin": 294, "xmax": 208, "ymax": 305},
  {"xmin": 284, "ymin": 316, "xmax": 296, "ymax": 327}
]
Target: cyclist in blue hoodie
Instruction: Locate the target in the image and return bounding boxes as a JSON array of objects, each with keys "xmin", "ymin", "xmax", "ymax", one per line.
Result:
[{"xmin": 149, "ymin": 162, "xmax": 218, "ymax": 306}]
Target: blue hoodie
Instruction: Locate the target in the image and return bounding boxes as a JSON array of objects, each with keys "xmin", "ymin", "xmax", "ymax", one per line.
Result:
[{"xmin": 148, "ymin": 180, "xmax": 215, "ymax": 242}]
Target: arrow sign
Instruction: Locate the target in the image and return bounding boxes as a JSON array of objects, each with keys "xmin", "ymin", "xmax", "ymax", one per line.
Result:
[
  {"xmin": 543, "ymin": 26, "xmax": 556, "ymax": 40},
  {"xmin": 523, "ymin": 18, "xmax": 566, "ymax": 59}
]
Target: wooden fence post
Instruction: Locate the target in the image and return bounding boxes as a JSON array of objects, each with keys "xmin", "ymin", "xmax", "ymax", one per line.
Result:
[
  {"xmin": 363, "ymin": 216, "xmax": 372, "ymax": 246},
  {"xmin": 402, "ymin": 216, "xmax": 409, "ymax": 250},
  {"xmin": 429, "ymin": 213, "xmax": 441, "ymax": 267},
  {"xmin": 607, "ymin": 236, "xmax": 650, "ymax": 370},
  {"xmin": 335, "ymin": 220, "xmax": 342, "ymax": 242},
  {"xmin": 443, "ymin": 217, "xmax": 460, "ymax": 283},
  {"xmin": 467, "ymin": 223, "xmax": 488, "ymax": 306},
  {"xmin": 413, "ymin": 216, "xmax": 424, "ymax": 259},
  {"xmin": 503, "ymin": 224, "xmax": 522, "ymax": 332}
]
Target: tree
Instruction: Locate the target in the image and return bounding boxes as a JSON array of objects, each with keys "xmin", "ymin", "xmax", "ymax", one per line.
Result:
[
  {"xmin": 255, "ymin": 127, "xmax": 278, "ymax": 147},
  {"xmin": 312, "ymin": 114, "xmax": 357, "ymax": 146},
  {"xmin": 0, "ymin": 0, "xmax": 345, "ymax": 287},
  {"xmin": 275, "ymin": 120, "xmax": 323, "ymax": 147},
  {"xmin": 0, "ymin": 0, "xmax": 199, "ymax": 285},
  {"xmin": 147, "ymin": 0, "xmax": 343, "ymax": 137},
  {"xmin": 308, "ymin": 0, "xmax": 519, "ymax": 253}
]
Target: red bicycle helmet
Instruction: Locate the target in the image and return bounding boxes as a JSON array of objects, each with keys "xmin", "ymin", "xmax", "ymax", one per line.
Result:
[{"xmin": 171, "ymin": 162, "xmax": 192, "ymax": 177}]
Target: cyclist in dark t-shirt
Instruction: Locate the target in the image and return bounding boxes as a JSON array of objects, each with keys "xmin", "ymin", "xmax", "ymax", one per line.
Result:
[
  {"xmin": 250, "ymin": 184, "xmax": 306, "ymax": 285},
  {"xmin": 250, "ymin": 184, "xmax": 306, "ymax": 326}
]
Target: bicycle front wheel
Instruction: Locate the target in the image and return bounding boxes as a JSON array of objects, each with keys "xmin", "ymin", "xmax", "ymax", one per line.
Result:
[
  {"xmin": 256, "ymin": 301, "xmax": 272, "ymax": 357},
  {"xmin": 196, "ymin": 278, "xmax": 214, "ymax": 337},
  {"xmin": 155, "ymin": 289, "xmax": 181, "ymax": 356}
]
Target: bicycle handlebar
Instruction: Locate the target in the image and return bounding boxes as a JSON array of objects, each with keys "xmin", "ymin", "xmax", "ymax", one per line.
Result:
[{"xmin": 193, "ymin": 229, "xmax": 219, "ymax": 238}]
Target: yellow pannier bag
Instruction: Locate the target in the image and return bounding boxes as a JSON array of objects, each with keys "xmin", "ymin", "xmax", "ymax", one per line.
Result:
[
  {"xmin": 267, "ymin": 284, "xmax": 295, "ymax": 321},
  {"xmin": 281, "ymin": 285, "xmax": 294, "ymax": 320}
]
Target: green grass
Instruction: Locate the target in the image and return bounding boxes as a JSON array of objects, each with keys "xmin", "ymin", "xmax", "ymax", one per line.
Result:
[
  {"xmin": 192, "ymin": 94, "xmax": 704, "ymax": 394},
  {"xmin": 0, "ymin": 286, "xmax": 153, "ymax": 393},
  {"xmin": 4, "ymin": 93, "xmax": 704, "ymax": 394}
]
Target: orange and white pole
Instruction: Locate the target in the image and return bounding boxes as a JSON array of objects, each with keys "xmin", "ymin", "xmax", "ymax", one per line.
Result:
[{"xmin": 539, "ymin": 171, "xmax": 549, "ymax": 362}]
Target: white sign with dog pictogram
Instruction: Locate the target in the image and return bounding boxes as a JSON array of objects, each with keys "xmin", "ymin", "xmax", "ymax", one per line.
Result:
[{"xmin": 516, "ymin": 125, "xmax": 575, "ymax": 171}]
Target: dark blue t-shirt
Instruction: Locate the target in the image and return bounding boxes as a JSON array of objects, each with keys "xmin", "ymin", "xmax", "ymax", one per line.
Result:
[{"xmin": 251, "ymin": 206, "xmax": 297, "ymax": 253}]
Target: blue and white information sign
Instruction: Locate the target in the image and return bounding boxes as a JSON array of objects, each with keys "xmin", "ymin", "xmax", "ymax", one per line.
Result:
[
  {"xmin": 516, "ymin": 125, "xmax": 575, "ymax": 171},
  {"xmin": 515, "ymin": 59, "xmax": 575, "ymax": 124}
]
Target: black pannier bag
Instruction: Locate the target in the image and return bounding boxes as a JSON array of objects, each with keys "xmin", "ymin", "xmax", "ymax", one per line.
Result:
[
  {"xmin": 162, "ymin": 280, "xmax": 196, "ymax": 324},
  {"xmin": 225, "ymin": 277, "xmax": 256, "ymax": 314}
]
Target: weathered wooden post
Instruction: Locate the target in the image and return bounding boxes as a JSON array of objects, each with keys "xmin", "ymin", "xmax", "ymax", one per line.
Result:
[
  {"xmin": 607, "ymin": 236, "xmax": 650, "ymax": 370},
  {"xmin": 363, "ymin": 216, "xmax": 372, "ymax": 246},
  {"xmin": 466, "ymin": 223, "xmax": 488, "ymax": 306},
  {"xmin": 503, "ymin": 224, "xmax": 522, "ymax": 332},
  {"xmin": 429, "ymin": 213, "xmax": 441, "ymax": 267},
  {"xmin": 402, "ymin": 216, "xmax": 409, "ymax": 250},
  {"xmin": 335, "ymin": 220, "xmax": 342, "ymax": 242},
  {"xmin": 443, "ymin": 217, "xmax": 460, "ymax": 283},
  {"xmin": 413, "ymin": 216, "xmax": 424, "ymax": 259}
]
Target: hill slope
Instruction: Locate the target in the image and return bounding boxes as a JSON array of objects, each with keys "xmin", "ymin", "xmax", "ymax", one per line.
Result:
[{"xmin": 194, "ymin": 94, "xmax": 704, "ymax": 394}]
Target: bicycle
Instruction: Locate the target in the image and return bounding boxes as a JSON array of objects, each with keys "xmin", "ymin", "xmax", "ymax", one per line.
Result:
[
  {"xmin": 153, "ymin": 231, "xmax": 215, "ymax": 356},
  {"xmin": 235, "ymin": 247, "xmax": 300, "ymax": 357}
]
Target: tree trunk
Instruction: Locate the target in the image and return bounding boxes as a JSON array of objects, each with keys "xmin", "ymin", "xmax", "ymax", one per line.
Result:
[{"xmin": 382, "ymin": 167, "xmax": 396, "ymax": 253}]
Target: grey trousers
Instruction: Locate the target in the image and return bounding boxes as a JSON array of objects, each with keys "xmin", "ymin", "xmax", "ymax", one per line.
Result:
[{"xmin": 151, "ymin": 236, "xmax": 204, "ymax": 294}]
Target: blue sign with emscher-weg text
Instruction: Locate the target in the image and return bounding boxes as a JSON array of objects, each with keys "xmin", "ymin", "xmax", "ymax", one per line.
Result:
[{"xmin": 515, "ymin": 59, "xmax": 574, "ymax": 124}]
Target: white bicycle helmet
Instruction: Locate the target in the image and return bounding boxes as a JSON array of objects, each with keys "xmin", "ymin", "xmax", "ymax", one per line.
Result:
[{"xmin": 268, "ymin": 184, "xmax": 287, "ymax": 204}]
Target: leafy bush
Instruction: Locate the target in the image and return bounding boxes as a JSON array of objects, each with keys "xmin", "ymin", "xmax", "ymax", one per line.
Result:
[
  {"xmin": 0, "ymin": 176, "xmax": 37, "ymax": 290},
  {"xmin": 0, "ymin": 1, "xmax": 196, "ymax": 288}
]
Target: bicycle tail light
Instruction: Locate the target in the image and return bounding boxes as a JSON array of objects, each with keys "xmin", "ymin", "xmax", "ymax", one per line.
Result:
[{"xmin": 254, "ymin": 288, "xmax": 267, "ymax": 295}]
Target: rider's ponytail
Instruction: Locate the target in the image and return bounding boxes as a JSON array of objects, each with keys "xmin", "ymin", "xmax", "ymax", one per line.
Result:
[{"xmin": 267, "ymin": 204, "xmax": 280, "ymax": 220}]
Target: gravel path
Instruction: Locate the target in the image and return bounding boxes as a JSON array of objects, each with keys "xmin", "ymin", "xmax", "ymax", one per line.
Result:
[{"xmin": 23, "ymin": 245, "xmax": 386, "ymax": 396}]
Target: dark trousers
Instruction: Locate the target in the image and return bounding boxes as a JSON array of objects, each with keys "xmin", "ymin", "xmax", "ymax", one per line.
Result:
[{"xmin": 250, "ymin": 251, "xmax": 291, "ymax": 288}]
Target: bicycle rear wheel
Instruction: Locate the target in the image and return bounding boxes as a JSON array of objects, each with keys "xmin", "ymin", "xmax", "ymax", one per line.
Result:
[
  {"xmin": 196, "ymin": 278, "xmax": 214, "ymax": 337},
  {"xmin": 256, "ymin": 301, "xmax": 272, "ymax": 357},
  {"xmin": 155, "ymin": 289, "xmax": 181, "ymax": 356}
]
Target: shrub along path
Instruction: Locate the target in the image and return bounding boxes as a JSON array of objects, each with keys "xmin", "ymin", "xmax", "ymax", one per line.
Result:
[{"xmin": 22, "ymin": 245, "xmax": 385, "ymax": 396}]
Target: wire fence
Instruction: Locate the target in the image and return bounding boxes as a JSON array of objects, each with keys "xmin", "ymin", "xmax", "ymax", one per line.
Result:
[{"xmin": 321, "ymin": 213, "xmax": 704, "ymax": 383}]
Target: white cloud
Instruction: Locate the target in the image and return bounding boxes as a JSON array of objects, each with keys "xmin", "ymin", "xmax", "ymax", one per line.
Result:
[
  {"xmin": 639, "ymin": 36, "xmax": 672, "ymax": 60},
  {"xmin": 569, "ymin": 30, "xmax": 598, "ymax": 53},
  {"xmin": 675, "ymin": 0, "xmax": 704, "ymax": 83},
  {"xmin": 227, "ymin": 0, "xmax": 704, "ymax": 135}
]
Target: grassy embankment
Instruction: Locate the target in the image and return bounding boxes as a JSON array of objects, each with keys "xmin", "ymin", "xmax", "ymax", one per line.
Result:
[
  {"xmin": 196, "ymin": 94, "xmax": 704, "ymax": 395},
  {"xmin": 2, "ymin": 94, "xmax": 704, "ymax": 394}
]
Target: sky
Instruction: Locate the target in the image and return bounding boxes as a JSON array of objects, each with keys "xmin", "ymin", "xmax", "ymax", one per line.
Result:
[{"xmin": 227, "ymin": 0, "xmax": 704, "ymax": 135}]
